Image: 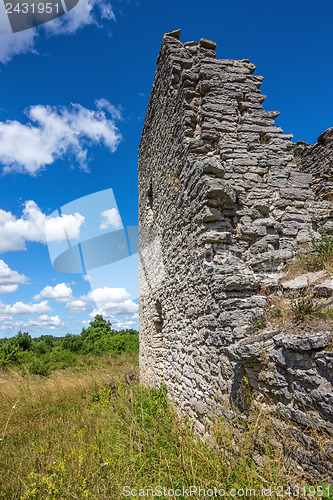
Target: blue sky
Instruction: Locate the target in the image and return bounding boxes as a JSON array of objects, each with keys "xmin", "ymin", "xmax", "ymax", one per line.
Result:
[{"xmin": 0, "ymin": 0, "xmax": 331, "ymax": 337}]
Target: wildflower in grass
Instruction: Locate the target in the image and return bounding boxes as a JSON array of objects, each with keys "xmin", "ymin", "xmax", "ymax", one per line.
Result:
[
  {"xmin": 126, "ymin": 380, "xmax": 129, "ymax": 385},
  {"xmin": 128, "ymin": 398, "xmax": 132, "ymax": 402}
]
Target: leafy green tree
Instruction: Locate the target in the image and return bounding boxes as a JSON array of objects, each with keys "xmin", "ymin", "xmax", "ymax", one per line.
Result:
[
  {"xmin": 82, "ymin": 315, "xmax": 113, "ymax": 338},
  {"xmin": 62, "ymin": 333, "xmax": 83, "ymax": 353},
  {"xmin": 16, "ymin": 331, "xmax": 32, "ymax": 351},
  {"xmin": 39, "ymin": 335, "xmax": 55, "ymax": 349},
  {"xmin": 0, "ymin": 338, "xmax": 20, "ymax": 365}
]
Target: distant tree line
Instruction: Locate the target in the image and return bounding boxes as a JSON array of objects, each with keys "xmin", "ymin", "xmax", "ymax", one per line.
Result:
[{"xmin": 0, "ymin": 315, "xmax": 138, "ymax": 375}]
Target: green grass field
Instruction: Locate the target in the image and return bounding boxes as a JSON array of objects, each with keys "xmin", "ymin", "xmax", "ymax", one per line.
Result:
[
  {"xmin": 0, "ymin": 351, "xmax": 306, "ymax": 499},
  {"xmin": 0, "ymin": 312, "xmax": 329, "ymax": 498}
]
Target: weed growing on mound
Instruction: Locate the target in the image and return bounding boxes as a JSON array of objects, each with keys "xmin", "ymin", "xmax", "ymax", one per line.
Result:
[
  {"xmin": 288, "ymin": 226, "xmax": 333, "ymax": 276},
  {"xmin": 289, "ymin": 290, "xmax": 321, "ymax": 320}
]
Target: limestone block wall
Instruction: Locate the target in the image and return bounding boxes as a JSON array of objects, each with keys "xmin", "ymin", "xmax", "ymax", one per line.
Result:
[
  {"xmin": 138, "ymin": 30, "xmax": 333, "ymax": 479},
  {"xmin": 225, "ymin": 330, "xmax": 333, "ymax": 479},
  {"xmin": 294, "ymin": 128, "xmax": 333, "ymax": 201}
]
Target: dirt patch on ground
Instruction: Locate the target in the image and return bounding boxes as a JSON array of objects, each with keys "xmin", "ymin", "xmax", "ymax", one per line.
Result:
[
  {"xmin": 281, "ymin": 316, "xmax": 333, "ymax": 336},
  {"xmin": 250, "ymin": 315, "xmax": 333, "ymax": 348}
]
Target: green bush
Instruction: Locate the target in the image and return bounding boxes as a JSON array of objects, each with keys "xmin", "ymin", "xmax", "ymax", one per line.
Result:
[
  {"xmin": 0, "ymin": 340, "xmax": 20, "ymax": 366},
  {"xmin": 28, "ymin": 359, "xmax": 51, "ymax": 376},
  {"xmin": 0, "ymin": 315, "xmax": 139, "ymax": 375},
  {"xmin": 62, "ymin": 333, "xmax": 83, "ymax": 353}
]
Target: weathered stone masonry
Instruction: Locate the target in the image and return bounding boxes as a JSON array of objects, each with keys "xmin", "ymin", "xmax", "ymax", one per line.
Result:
[
  {"xmin": 139, "ymin": 30, "xmax": 333, "ymax": 479},
  {"xmin": 294, "ymin": 128, "xmax": 333, "ymax": 201}
]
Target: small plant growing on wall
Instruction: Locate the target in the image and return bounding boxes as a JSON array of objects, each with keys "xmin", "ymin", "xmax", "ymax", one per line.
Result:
[
  {"xmin": 290, "ymin": 290, "xmax": 321, "ymax": 320},
  {"xmin": 293, "ymin": 224, "xmax": 333, "ymax": 273}
]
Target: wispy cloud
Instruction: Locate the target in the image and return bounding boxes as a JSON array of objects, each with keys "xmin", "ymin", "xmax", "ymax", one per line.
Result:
[
  {"xmin": 0, "ymin": 0, "xmax": 116, "ymax": 64},
  {"xmin": 95, "ymin": 99, "xmax": 123, "ymax": 121},
  {"xmin": 45, "ymin": 0, "xmax": 115, "ymax": 35},
  {"xmin": 0, "ymin": 102, "xmax": 122, "ymax": 174},
  {"xmin": 0, "ymin": 30, "xmax": 37, "ymax": 64}
]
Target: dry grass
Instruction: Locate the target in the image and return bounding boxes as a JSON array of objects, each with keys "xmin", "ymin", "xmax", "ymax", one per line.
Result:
[
  {"xmin": 0, "ymin": 354, "xmax": 132, "ymax": 439},
  {"xmin": 255, "ymin": 284, "xmax": 333, "ymax": 333},
  {"xmin": 286, "ymin": 229, "xmax": 333, "ymax": 279}
]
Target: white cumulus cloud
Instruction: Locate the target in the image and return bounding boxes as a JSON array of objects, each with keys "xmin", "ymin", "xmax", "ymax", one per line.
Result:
[
  {"xmin": 89, "ymin": 299, "xmax": 138, "ymax": 317},
  {"xmin": 13, "ymin": 314, "xmax": 64, "ymax": 331},
  {"xmin": 84, "ymin": 286, "xmax": 130, "ymax": 303},
  {"xmin": 0, "ymin": 102, "xmax": 122, "ymax": 175},
  {"xmin": 0, "ymin": 201, "xmax": 84, "ymax": 253},
  {"xmin": 66, "ymin": 299, "xmax": 87, "ymax": 313},
  {"xmin": 83, "ymin": 286, "xmax": 138, "ymax": 317},
  {"xmin": 0, "ymin": 260, "xmax": 29, "ymax": 293},
  {"xmin": 113, "ymin": 319, "xmax": 136, "ymax": 330},
  {"xmin": 100, "ymin": 208, "xmax": 122, "ymax": 230},
  {"xmin": 34, "ymin": 283, "xmax": 73, "ymax": 303},
  {"xmin": 45, "ymin": 212, "xmax": 85, "ymax": 242},
  {"xmin": 0, "ymin": 299, "xmax": 51, "ymax": 315}
]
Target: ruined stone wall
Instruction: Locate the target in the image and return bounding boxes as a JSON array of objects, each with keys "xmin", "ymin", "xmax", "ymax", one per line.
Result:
[
  {"xmin": 226, "ymin": 329, "xmax": 333, "ymax": 479},
  {"xmin": 294, "ymin": 128, "xmax": 333, "ymax": 201},
  {"xmin": 138, "ymin": 30, "xmax": 333, "ymax": 479}
]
